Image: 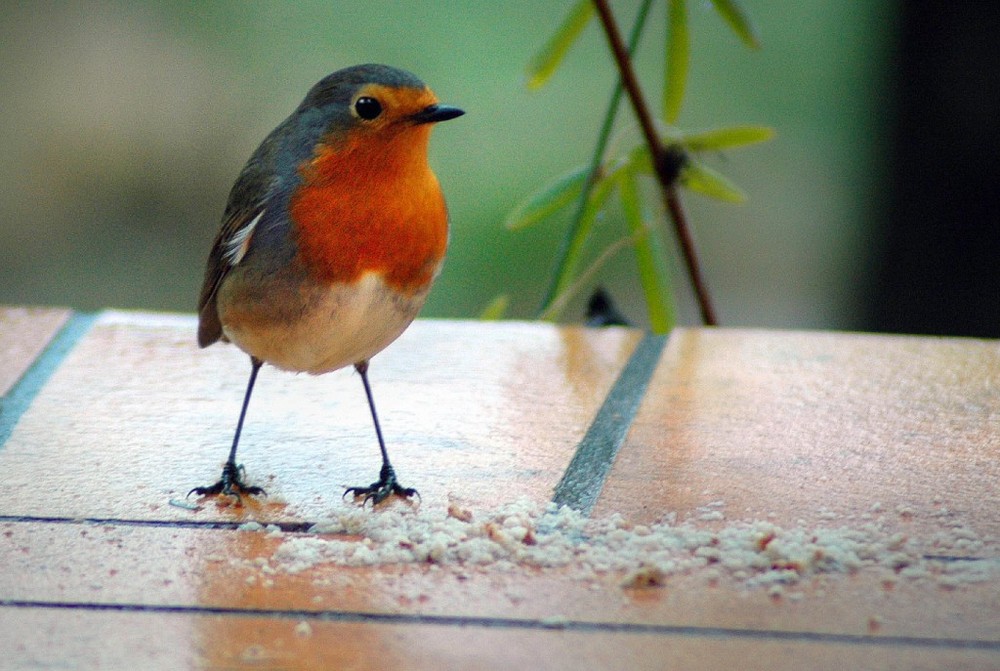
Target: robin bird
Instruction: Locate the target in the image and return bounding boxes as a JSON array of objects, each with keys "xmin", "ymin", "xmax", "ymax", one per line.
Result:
[{"xmin": 190, "ymin": 64, "xmax": 463, "ymax": 505}]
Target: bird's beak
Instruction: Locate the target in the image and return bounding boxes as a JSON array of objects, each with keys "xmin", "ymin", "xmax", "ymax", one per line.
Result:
[{"xmin": 410, "ymin": 104, "xmax": 465, "ymax": 125}]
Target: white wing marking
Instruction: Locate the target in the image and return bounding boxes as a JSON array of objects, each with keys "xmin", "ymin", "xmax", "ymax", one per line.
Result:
[{"xmin": 223, "ymin": 209, "xmax": 265, "ymax": 266}]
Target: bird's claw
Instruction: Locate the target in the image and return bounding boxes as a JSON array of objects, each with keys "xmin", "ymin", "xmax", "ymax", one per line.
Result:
[
  {"xmin": 344, "ymin": 464, "xmax": 418, "ymax": 506},
  {"xmin": 188, "ymin": 463, "xmax": 266, "ymax": 502}
]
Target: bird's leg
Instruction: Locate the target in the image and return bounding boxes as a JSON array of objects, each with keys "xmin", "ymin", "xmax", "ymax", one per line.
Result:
[
  {"xmin": 344, "ymin": 361, "xmax": 418, "ymax": 505},
  {"xmin": 189, "ymin": 356, "xmax": 267, "ymax": 501}
]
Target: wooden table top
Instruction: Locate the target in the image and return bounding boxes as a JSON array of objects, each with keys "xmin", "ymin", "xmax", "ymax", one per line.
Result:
[{"xmin": 1, "ymin": 307, "xmax": 997, "ymax": 670}]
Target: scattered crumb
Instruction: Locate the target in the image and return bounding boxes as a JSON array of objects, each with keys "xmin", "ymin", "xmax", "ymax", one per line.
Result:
[
  {"xmin": 937, "ymin": 575, "xmax": 960, "ymax": 591},
  {"xmin": 621, "ymin": 563, "xmax": 668, "ymax": 588},
  {"xmin": 447, "ymin": 501, "xmax": 474, "ymax": 523},
  {"xmin": 886, "ymin": 533, "xmax": 908, "ymax": 552},
  {"xmin": 167, "ymin": 498, "xmax": 200, "ymax": 511},
  {"xmin": 294, "ymin": 621, "xmax": 313, "ymax": 638},
  {"xmin": 221, "ymin": 496, "xmax": 997, "ymax": 601}
]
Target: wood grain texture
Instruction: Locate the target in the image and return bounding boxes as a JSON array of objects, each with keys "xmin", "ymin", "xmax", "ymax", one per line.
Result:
[
  {"xmin": 2, "ymin": 314, "xmax": 998, "ymax": 669},
  {"xmin": 1, "ymin": 520, "xmax": 997, "ymax": 645},
  {"xmin": 0, "ymin": 311, "xmax": 639, "ymax": 520},
  {"xmin": 3, "ymin": 608, "xmax": 998, "ymax": 671},
  {"xmin": 596, "ymin": 328, "xmax": 1000, "ymax": 540}
]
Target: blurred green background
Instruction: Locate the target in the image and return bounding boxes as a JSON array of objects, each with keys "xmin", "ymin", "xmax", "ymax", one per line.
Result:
[{"xmin": 0, "ymin": 2, "xmax": 896, "ymax": 329}]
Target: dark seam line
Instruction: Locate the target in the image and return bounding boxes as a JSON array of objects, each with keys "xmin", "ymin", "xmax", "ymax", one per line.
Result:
[
  {"xmin": 0, "ymin": 312, "xmax": 98, "ymax": 448},
  {"xmin": 552, "ymin": 332, "xmax": 667, "ymax": 514},
  {"xmin": 0, "ymin": 515, "xmax": 316, "ymax": 533},
  {"xmin": 1, "ymin": 600, "xmax": 997, "ymax": 651}
]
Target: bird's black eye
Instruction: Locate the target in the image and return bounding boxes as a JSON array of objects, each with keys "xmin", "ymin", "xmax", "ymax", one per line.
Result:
[{"xmin": 354, "ymin": 96, "xmax": 382, "ymax": 120}]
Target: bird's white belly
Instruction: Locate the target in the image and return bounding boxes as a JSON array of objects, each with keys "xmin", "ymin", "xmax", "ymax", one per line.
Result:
[{"xmin": 222, "ymin": 272, "xmax": 425, "ymax": 374}]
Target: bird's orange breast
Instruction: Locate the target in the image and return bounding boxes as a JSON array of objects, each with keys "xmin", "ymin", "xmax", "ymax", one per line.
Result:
[{"xmin": 289, "ymin": 124, "xmax": 449, "ymax": 295}]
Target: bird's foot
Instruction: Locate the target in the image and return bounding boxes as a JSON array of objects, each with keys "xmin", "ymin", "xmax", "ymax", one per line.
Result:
[
  {"xmin": 344, "ymin": 463, "xmax": 419, "ymax": 506},
  {"xmin": 188, "ymin": 462, "xmax": 266, "ymax": 502}
]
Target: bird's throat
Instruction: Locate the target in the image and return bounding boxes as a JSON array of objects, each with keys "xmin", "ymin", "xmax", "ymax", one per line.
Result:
[{"xmin": 289, "ymin": 129, "xmax": 449, "ymax": 294}]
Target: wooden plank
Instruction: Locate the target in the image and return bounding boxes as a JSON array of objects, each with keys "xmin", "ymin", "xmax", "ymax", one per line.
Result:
[
  {"xmin": 2, "ymin": 318, "xmax": 998, "ymax": 668},
  {"xmin": 2, "ymin": 521, "xmax": 997, "ymax": 644},
  {"xmin": 2, "ymin": 607, "xmax": 997, "ymax": 671},
  {"xmin": 0, "ymin": 306, "xmax": 71, "ymax": 397},
  {"xmin": 0, "ymin": 312, "xmax": 640, "ymax": 520},
  {"xmin": 552, "ymin": 333, "xmax": 668, "ymax": 513},
  {"xmin": 596, "ymin": 328, "xmax": 1000, "ymax": 539}
]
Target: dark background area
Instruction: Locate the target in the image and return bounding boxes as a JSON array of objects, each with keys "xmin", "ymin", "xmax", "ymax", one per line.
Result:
[{"xmin": 864, "ymin": 1, "xmax": 1000, "ymax": 337}]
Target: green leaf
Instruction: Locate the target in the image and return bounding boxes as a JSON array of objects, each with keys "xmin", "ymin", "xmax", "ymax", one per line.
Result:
[
  {"xmin": 479, "ymin": 295, "xmax": 510, "ymax": 320},
  {"xmin": 627, "ymin": 144, "xmax": 653, "ymax": 173},
  {"xmin": 681, "ymin": 159, "xmax": 747, "ymax": 203},
  {"xmin": 680, "ymin": 125, "xmax": 775, "ymax": 152},
  {"xmin": 504, "ymin": 165, "xmax": 589, "ymax": 231},
  {"xmin": 535, "ymin": 0, "xmax": 655, "ymax": 317},
  {"xmin": 709, "ymin": 0, "xmax": 761, "ymax": 49},
  {"xmin": 618, "ymin": 167, "xmax": 675, "ymax": 333},
  {"xmin": 525, "ymin": 0, "xmax": 595, "ymax": 90},
  {"xmin": 546, "ymin": 169, "xmax": 620, "ymax": 304},
  {"xmin": 663, "ymin": 0, "xmax": 690, "ymax": 123}
]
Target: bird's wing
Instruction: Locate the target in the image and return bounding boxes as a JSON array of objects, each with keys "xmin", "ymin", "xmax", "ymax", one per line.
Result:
[
  {"xmin": 197, "ymin": 116, "xmax": 300, "ymax": 348},
  {"xmin": 196, "ymin": 201, "xmax": 268, "ymax": 348}
]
